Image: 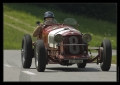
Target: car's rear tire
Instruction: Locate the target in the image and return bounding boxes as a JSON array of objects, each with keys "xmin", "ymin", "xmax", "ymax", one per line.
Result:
[
  {"xmin": 77, "ymin": 60, "xmax": 87, "ymax": 68},
  {"xmin": 21, "ymin": 34, "xmax": 32, "ymax": 68},
  {"xmin": 100, "ymin": 39, "xmax": 112, "ymax": 71},
  {"xmin": 35, "ymin": 40, "xmax": 46, "ymax": 72}
]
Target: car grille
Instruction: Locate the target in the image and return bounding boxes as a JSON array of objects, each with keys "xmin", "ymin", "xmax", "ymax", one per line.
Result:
[{"xmin": 63, "ymin": 35, "xmax": 84, "ymax": 55}]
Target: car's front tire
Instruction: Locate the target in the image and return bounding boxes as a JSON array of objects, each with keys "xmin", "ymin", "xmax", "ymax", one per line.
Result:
[
  {"xmin": 35, "ymin": 40, "xmax": 46, "ymax": 72},
  {"xmin": 100, "ymin": 39, "xmax": 112, "ymax": 71},
  {"xmin": 21, "ymin": 34, "xmax": 32, "ymax": 68}
]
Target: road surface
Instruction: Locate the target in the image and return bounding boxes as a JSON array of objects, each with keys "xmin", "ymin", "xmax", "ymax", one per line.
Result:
[{"xmin": 3, "ymin": 50, "xmax": 117, "ymax": 82}]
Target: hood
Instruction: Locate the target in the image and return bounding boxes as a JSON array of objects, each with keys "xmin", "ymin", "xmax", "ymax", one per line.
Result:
[{"xmin": 48, "ymin": 27, "xmax": 81, "ymax": 48}]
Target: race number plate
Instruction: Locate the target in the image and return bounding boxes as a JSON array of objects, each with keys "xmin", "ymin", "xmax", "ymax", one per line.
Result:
[{"xmin": 69, "ymin": 60, "xmax": 83, "ymax": 63}]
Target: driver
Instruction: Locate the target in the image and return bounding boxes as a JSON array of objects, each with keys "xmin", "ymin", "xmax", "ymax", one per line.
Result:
[{"xmin": 33, "ymin": 11, "xmax": 54, "ymax": 37}]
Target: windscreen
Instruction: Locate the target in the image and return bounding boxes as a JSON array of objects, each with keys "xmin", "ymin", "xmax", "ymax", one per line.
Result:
[{"xmin": 64, "ymin": 18, "xmax": 77, "ymax": 26}]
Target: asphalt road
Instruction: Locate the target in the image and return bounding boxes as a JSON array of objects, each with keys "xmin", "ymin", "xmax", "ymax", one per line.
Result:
[{"xmin": 3, "ymin": 50, "xmax": 117, "ymax": 82}]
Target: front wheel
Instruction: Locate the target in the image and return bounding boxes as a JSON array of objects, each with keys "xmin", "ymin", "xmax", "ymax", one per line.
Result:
[
  {"xmin": 35, "ymin": 40, "xmax": 46, "ymax": 72},
  {"xmin": 21, "ymin": 34, "xmax": 32, "ymax": 68},
  {"xmin": 100, "ymin": 39, "xmax": 112, "ymax": 71}
]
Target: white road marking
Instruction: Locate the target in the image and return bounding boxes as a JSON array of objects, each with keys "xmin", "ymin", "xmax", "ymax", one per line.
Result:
[
  {"xmin": 4, "ymin": 64, "xmax": 14, "ymax": 67},
  {"xmin": 22, "ymin": 71, "xmax": 36, "ymax": 75}
]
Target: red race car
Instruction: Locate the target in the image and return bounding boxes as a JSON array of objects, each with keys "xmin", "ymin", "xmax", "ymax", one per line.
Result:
[{"xmin": 21, "ymin": 18, "xmax": 112, "ymax": 72}]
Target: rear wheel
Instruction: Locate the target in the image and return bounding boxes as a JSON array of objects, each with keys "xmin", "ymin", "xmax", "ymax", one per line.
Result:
[
  {"xmin": 77, "ymin": 60, "xmax": 87, "ymax": 68},
  {"xmin": 21, "ymin": 34, "xmax": 32, "ymax": 68},
  {"xmin": 35, "ymin": 40, "xmax": 46, "ymax": 72},
  {"xmin": 100, "ymin": 39, "xmax": 112, "ymax": 71}
]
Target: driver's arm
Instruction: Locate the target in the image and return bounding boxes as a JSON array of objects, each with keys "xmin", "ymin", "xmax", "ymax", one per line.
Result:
[{"xmin": 33, "ymin": 24, "xmax": 42, "ymax": 37}]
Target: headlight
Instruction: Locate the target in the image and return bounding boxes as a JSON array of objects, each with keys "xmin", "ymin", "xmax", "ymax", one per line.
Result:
[
  {"xmin": 82, "ymin": 34, "xmax": 92, "ymax": 43},
  {"xmin": 54, "ymin": 34, "xmax": 63, "ymax": 43}
]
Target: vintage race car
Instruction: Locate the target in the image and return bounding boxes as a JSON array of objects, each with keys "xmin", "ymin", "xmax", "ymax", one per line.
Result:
[{"xmin": 21, "ymin": 18, "xmax": 112, "ymax": 72}]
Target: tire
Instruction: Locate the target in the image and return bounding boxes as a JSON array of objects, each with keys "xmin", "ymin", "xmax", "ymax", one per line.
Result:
[
  {"xmin": 77, "ymin": 60, "xmax": 87, "ymax": 68},
  {"xmin": 35, "ymin": 40, "xmax": 46, "ymax": 72},
  {"xmin": 21, "ymin": 34, "xmax": 32, "ymax": 68},
  {"xmin": 100, "ymin": 39, "xmax": 112, "ymax": 71}
]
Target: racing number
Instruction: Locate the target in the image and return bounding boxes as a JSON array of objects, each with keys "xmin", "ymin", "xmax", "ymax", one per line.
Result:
[{"xmin": 69, "ymin": 36, "xmax": 80, "ymax": 54}]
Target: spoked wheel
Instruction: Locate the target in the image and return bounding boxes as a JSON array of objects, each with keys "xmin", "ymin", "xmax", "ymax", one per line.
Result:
[
  {"xmin": 35, "ymin": 40, "xmax": 46, "ymax": 72},
  {"xmin": 100, "ymin": 39, "xmax": 112, "ymax": 71},
  {"xmin": 21, "ymin": 34, "xmax": 32, "ymax": 68}
]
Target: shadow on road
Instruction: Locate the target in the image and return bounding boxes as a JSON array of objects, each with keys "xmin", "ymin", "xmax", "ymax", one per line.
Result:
[
  {"xmin": 45, "ymin": 67, "xmax": 116, "ymax": 72},
  {"xmin": 46, "ymin": 67, "xmax": 100, "ymax": 72},
  {"xmin": 23, "ymin": 66, "xmax": 116, "ymax": 72}
]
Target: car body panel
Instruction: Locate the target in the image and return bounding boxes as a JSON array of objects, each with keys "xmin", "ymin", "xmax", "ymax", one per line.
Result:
[
  {"xmin": 47, "ymin": 26, "xmax": 81, "ymax": 48},
  {"xmin": 22, "ymin": 18, "xmax": 112, "ymax": 72},
  {"xmin": 34, "ymin": 18, "xmax": 98, "ymax": 65}
]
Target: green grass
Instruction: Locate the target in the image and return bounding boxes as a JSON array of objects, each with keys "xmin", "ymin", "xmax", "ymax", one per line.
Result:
[
  {"xmin": 3, "ymin": 3, "xmax": 117, "ymax": 64},
  {"xmin": 4, "ymin": 23, "xmax": 36, "ymax": 49},
  {"xmin": 111, "ymin": 55, "xmax": 117, "ymax": 64},
  {"xmin": 4, "ymin": 16, "xmax": 34, "ymax": 32},
  {"xmin": 3, "ymin": 3, "xmax": 116, "ymax": 50},
  {"xmin": 4, "ymin": 24, "xmax": 25, "ymax": 49},
  {"xmin": 92, "ymin": 55, "xmax": 117, "ymax": 64}
]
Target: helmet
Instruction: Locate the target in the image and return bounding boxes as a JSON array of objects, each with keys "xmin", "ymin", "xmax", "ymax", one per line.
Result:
[{"xmin": 44, "ymin": 11, "xmax": 54, "ymax": 20}]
